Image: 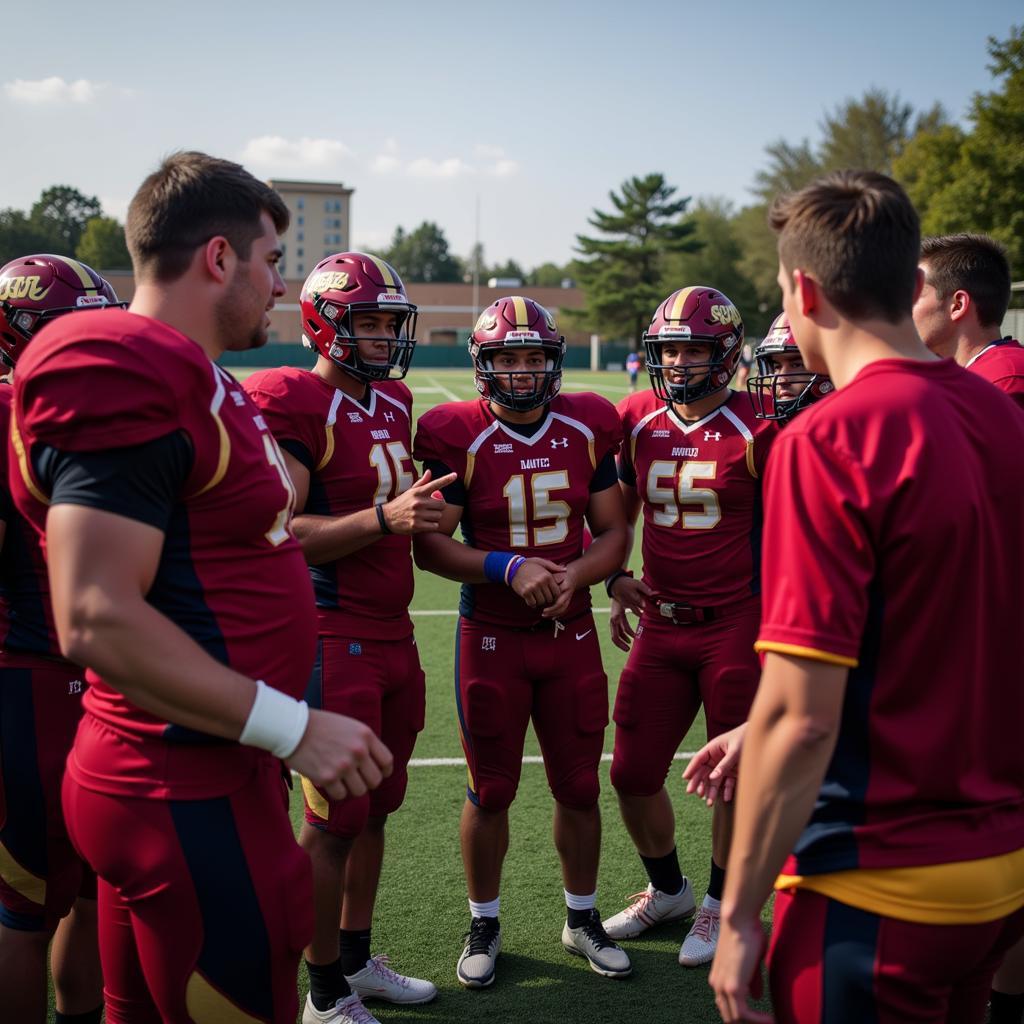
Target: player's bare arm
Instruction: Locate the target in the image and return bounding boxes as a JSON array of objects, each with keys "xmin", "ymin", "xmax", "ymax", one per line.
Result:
[
  {"xmin": 46, "ymin": 502, "xmax": 391, "ymax": 798},
  {"xmin": 542, "ymin": 482, "xmax": 626, "ymax": 618},
  {"xmin": 710, "ymin": 653, "xmax": 846, "ymax": 1023},
  {"xmin": 282, "ymin": 449, "xmax": 454, "ymax": 564},
  {"xmin": 607, "ymin": 481, "xmax": 653, "ymax": 650},
  {"xmin": 413, "ymin": 500, "xmax": 564, "ymax": 609}
]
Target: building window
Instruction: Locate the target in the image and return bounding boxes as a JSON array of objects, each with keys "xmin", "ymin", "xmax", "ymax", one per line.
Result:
[
  {"xmin": 297, "ymin": 263, "xmax": 304, "ymax": 275},
  {"xmin": 297, "ymin": 248, "xmax": 303, "ymax": 257},
  {"xmin": 297, "ymin": 198, "xmax": 304, "ymax": 210},
  {"xmin": 298, "ymin": 215, "xmax": 304, "ymax": 226},
  {"xmin": 325, "ymin": 199, "xmax": 331, "ymax": 211},
  {"xmin": 297, "ymin": 231, "xmax": 304, "ymax": 242}
]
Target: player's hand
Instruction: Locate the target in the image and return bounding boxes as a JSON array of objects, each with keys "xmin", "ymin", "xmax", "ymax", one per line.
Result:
[
  {"xmin": 682, "ymin": 722, "xmax": 747, "ymax": 806},
  {"xmin": 608, "ymin": 597, "xmax": 635, "ymax": 651},
  {"xmin": 286, "ymin": 709, "xmax": 393, "ymax": 801},
  {"xmin": 610, "ymin": 574, "xmax": 653, "ymax": 616},
  {"xmin": 541, "ymin": 562, "xmax": 580, "ymax": 619},
  {"xmin": 381, "ymin": 469, "xmax": 457, "ymax": 535},
  {"xmin": 510, "ymin": 557, "xmax": 564, "ymax": 609},
  {"xmin": 709, "ymin": 911, "xmax": 771, "ymax": 1023}
]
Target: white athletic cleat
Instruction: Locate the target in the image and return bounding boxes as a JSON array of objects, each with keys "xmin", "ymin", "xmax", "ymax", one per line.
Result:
[
  {"xmin": 457, "ymin": 916, "xmax": 502, "ymax": 988},
  {"xmin": 302, "ymin": 992, "xmax": 381, "ymax": 1024},
  {"xmin": 561, "ymin": 909, "xmax": 632, "ymax": 978},
  {"xmin": 678, "ymin": 905, "xmax": 720, "ymax": 966},
  {"xmin": 346, "ymin": 954, "xmax": 437, "ymax": 1004},
  {"xmin": 602, "ymin": 880, "xmax": 696, "ymax": 940}
]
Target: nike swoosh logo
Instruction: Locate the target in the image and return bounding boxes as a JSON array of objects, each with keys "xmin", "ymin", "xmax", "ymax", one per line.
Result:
[{"xmin": 576, "ymin": 630, "xmax": 593, "ymax": 640}]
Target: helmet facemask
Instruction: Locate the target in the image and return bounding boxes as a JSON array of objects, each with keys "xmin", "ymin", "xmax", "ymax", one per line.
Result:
[
  {"xmin": 644, "ymin": 334, "xmax": 735, "ymax": 405},
  {"xmin": 312, "ymin": 295, "xmax": 418, "ymax": 382},
  {"xmin": 473, "ymin": 341, "xmax": 564, "ymax": 412}
]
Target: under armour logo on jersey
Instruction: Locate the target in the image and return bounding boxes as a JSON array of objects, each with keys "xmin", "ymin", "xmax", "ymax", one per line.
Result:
[
  {"xmin": 384, "ymin": 411, "xmax": 396, "ymax": 422},
  {"xmin": 704, "ymin": 430, "xmax": 722, "ymax": 441},
  {"xmin": 230, "ymin": 391, "xmax": 246, "ymax": 407},
  {"xmin": 551, "ymin": 437, "xmax": 569, "ymax": 449},
  {"xmin": 68, "ymin": 679, "xmax": 83, "ymax": 695},
  {"xmin": 481, "ymin": 636, "xmax": 497, "ymax": 652},
  {"xmin": 348, "ymin": 642, "xmax": 362, "ymax": 655},
  {"xmin": 347, "ymin": 412, "xmax": 364, "ymax": 423}
]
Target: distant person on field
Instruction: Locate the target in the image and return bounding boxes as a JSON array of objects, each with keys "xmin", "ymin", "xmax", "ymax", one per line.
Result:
[
  {"xmin": 913, "ymin": 232, "xmax": 1024, "ymax": 410},
  {"xmin": 626, "ymin": 350, "xmax": 641, "ymax": 392}
]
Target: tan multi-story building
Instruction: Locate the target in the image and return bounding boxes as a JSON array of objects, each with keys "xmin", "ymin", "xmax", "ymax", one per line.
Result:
[{"xmin": 267, "ymin": 179, "xmax": 354, "ymax": 281}]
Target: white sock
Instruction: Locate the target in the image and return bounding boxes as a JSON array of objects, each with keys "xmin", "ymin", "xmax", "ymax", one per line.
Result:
[
  {"xmin": 703, "ymin": 894, "xmax": 721, "ymax": 913},
  {"xmin": 564, "ymin": 889, "xmax": 597, "ymax": 911},
  {"xmin": 469, "ymin": 896, "xmax": 500, "ymax": 919}
]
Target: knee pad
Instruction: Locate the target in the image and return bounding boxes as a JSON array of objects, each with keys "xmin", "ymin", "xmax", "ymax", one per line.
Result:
[{"xmin": 551, "ymin": 768, "xmax": 600, "ymax": 811}]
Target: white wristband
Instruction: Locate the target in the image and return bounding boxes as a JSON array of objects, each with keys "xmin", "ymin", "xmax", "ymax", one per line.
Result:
[{"xmin": 238, "ymin": 679, "xmax": 310, "ymax": 759}]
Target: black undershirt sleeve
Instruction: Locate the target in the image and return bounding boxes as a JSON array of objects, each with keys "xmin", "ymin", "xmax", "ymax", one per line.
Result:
[
  {"xmin": 590, "ymin": 450, "xmax": 619, "ymax": 493},
  {"xmin": 34, "ymin": 431, "xmax": 194, "ymax": 532},
  {"xmin": 423, "ymin": 459, "xmax": 466, "ymax": 506},
  {"xmin": 277, "ymin": 438, "xmax": 315, "ymax": 472}
]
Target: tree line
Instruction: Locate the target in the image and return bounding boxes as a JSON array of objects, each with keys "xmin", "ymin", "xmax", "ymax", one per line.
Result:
[{"xmin": 3, "ymin": 26, "xmax": 1018, "ymax": 344}]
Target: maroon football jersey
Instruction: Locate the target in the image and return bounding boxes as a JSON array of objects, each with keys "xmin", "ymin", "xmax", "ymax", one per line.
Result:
[
  {"xmin": 0, "ymin": 386, "xmax": 64, "ymax": 657},
  {"xmin": 757, "ymin": 359, "xmax": 1024, "ymax": 872},
  {"xmin": 10, "ymin": 309, "xmax": 317, "ymax": 798},
  {"xmin": 245, "ymin": 368, "xmax": 415, "ymax": 640},
  {"xmin": 966, "ymin": 338, "xmax": 1024, "ymax": 411},
  {"xmin": 618, "ymin": 389, "xmax": 777, "ymax": 606},
  {"xmin": 414, "ymin": 394, "xmax": 621, "ymax": 628}
]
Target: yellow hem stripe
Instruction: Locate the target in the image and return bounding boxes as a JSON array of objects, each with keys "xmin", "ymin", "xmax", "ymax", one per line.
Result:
[{"xmin": 754, "ymin": 641, "xmax": 858, "ymax": 668}]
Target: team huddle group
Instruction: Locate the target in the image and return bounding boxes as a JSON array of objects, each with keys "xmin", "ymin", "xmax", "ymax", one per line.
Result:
[{"xmin": 0, "ymin": 151, "xmax": 1022, "ymax": 1024}]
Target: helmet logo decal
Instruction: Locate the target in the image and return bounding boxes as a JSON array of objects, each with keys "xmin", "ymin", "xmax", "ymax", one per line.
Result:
[
  {"xmin": 820, "ymin": 381, "xmax": 834, "ymax": 394},
  {"xmin": 76, "ymin": 295, "xmax": 110, "ymax": 307},
  {"xmin": 306, "ymin": 270, "xmax": 351, "ymax": 294},
  {"xmin": 0, "ymin": 275, "xmax": 50, "ymax": 302},
  {"xmin": 544, "ymin": 311, "xmax": 556, "ymax": 332},
  {"xmin": 475, "ymin": 311, "xmax": 498, "ymax": 332},
  {"xmin": 709, "ymin": 303, "xmax": 742, "ymax": 328}
]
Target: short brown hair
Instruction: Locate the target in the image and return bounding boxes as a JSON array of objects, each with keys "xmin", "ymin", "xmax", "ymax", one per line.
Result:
[
  {"xmin": 769, "ymin": 170, "xmax": 920, "ymax": 324},
  {"xmin": 126, "ymin": 151, "xmax": 289, "ymax": 282},
  {"xmin": 919, "ymin": 234, "xmax": 1011, "ymax": 328}
]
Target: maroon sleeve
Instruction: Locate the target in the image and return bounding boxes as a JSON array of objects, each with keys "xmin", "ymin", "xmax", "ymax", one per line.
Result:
[
  {"xmin": 593, "ymin": 394, "xmax": 623, "ymax": 463},
  {"xmin": 752, "ymin": 418, "xmax": 781, "ymax": 479},
  {"xmin": 616, "ymin": 394, "xmax": 637, "ymax": 486},
  {"xmin": 244, "ymin": 371, "xmax": 325, "ymax": 467},
  {"xmin": 412, "ymin": 407, "xmax": 467, "ymax": 480},
  {"xmin": 16, "ymin": 338, "xmax": 184, "ymax": 451},
  {"xmin": 755, "ymin": 428, "xmax": 871, "ymax": 667}
]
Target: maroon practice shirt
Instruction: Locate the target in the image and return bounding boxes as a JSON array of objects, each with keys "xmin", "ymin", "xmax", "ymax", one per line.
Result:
[
  {"xmin": 966, "ymin": 337, "xmax": 1024, "ymax": 411},
  {"xmin": 10, "ymin": 309, "xmax": 317, "ymax": 798},
  {"xmin": 414, "ymin": 393, "xmax": 621, "ymax": 628},
  {"xmin": 245, "ymin": 368, "xmax": 415, "ymax": 640},
  {"xmin": 617, "ymin": 389, "xmax": 777, "ymax": 606},
  {"xmin": 756, "ymin": 358, "xmax": 1024, "ymax": 873}
]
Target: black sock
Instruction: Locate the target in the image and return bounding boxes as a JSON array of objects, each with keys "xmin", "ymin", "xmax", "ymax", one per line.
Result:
[
  {"xmin": 640, "ymin": 848, "xmax": 685, "ymax": 896},
  {"xmin": 55, "ymin": 1009, "xmax": 103, "ymax": 1024},
  {"xmin": 567, "ymin": 906, "xmax": 595, "ymax": 928},
  {"xmin": 707, "ymin": 859, "xmax": 726, "ymax": 902},
  {"xmin": 305, "ymin": 957, "xmax": 351, "ymax": 1011},
  {"xmin": 339, "ymin": 928, "xmax": 372, "ymax": 977},
  {"xmin": 990, "ymin": 990, "xmax": 1024, "ymax": 1024}
]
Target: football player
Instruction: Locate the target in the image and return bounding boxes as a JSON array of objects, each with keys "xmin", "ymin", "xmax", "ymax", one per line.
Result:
[
  {"xmin": 913, "ymin": 233, "xmax": 1024, "ymax": 410},
  {"xmin": 10, "ymin": 153, "xmax": 391, "ymax": 1024},
  {"xmin": 711, "ymin": 171, "xmax": 1024, "ymax": 1024},
  {"xmin": 0, "ymin": 254, "xmax": 120, "ymax": 1024},
  {"xmin": 601, "ymin": 286, "xmax": 777, "ymax": 968},
  {"xmin": 413, "ymin": 296, "xmax": 630, "ymax": 988},
  {"xmin": 245, "ymin": 252, "xmax": 443, "ymax": 1024},
  {"xmin": 746, "ymin": 312, "xmax": 834, "ymax": 423}
]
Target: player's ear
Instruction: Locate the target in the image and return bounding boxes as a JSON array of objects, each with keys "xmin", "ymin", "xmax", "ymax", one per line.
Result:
[
  {"xmin": 202, "ymin": 236, "xmax": 233, "ymax": 285},
  {"xmin": 792, "ymin": 269, "xmax": 817, "ymax": 317},
  {"xmin": 949, "ymin": 288, "xmax": 971, "ymax": 323},
  {"xmin": 912, "ymin": 266, "xmax": 925, "ymax": 305}
]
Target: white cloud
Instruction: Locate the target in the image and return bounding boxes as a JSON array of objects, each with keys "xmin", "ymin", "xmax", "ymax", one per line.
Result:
[
  {"xmin": 370, "ymin": 154, "xmax": 401, "ymax": 174},
  {"xmin": 488, "ymin": 159, "xmax": 519, "ymax": 177},
  {"xmin": 407, "ymin": 156, "xmax": 474, "ymax": 179},
  {"xmin": 240, "ymin": 135, "xmax": 350, "ymax": 171},
  {"xmin": 3, "ymin": 77, "xmax": 108, "ymax": 105},
  {"xmin": 473, "ymin": 143, "xmax": 507, "ymax": 160}
]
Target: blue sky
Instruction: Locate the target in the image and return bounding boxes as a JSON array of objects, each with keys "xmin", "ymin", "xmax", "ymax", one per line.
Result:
[{"xmin": 1, "ymin": 0, "xmax": 1018, "ymax": 268}]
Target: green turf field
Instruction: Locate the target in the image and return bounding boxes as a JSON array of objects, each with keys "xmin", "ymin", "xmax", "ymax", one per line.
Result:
[{"xmin": 264, "ymin": 369, "xmax": 769, "ymax": 1023}]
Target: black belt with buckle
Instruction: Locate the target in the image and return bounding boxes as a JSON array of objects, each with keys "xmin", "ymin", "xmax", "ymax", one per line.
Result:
[{"xmin": 655, "ymin": 598, "xmax": 752, "ymax": 626}]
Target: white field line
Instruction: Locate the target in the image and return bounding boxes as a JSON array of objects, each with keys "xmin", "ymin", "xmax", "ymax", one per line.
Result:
[
  {"xmin": 409, "ymin": 752, "xmax": 697, "ymax": 767},
  {"xmin": 424, "ymin": 376, "xmax": 461, "ymax": 401},
  {"xmin": 412, "ymin": 607, "xmax": 611, "ymax": 616}
]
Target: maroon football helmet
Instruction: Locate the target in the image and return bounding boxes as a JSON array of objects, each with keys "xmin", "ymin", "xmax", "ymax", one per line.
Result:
[
  {"xmin": 0, "ymin": 254, "xmax": 121, "ymax": 367},
  {"xmin": 643, "ymin": 286, "xmax": 744, "ymax": 404},
  {"xmin": 469, "ymin": 296, "xmax": 565, "ymax": 411},
  {"xmin": 299, "ymin": 252, "xmax": 417, "ymax": 381},
  {"xmin": 747, "ymin": 312, "xmax": 834, "ymax": 421}
]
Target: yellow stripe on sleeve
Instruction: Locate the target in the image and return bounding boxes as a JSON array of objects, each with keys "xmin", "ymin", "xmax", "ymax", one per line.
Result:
[{"xmin": 754, "ymin": 641, "xmax": 858, "ymax": 668}]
